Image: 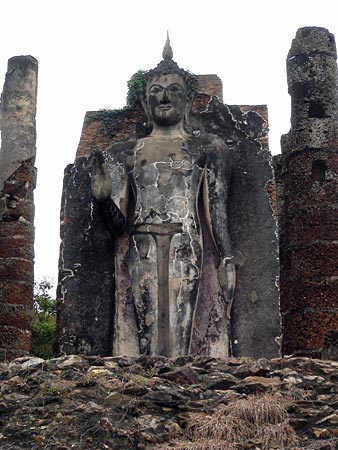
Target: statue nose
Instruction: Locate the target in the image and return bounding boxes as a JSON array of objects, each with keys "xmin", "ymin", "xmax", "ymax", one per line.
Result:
[{"xmin": 162, "ymin": 88, "xmax": 170, "ymax": 103}]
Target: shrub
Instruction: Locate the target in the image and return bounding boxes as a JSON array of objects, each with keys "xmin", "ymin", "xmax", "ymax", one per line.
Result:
[
  {"xmin": 126, "ymin": 70, "xmax": 147, "ymax": 106},
  {"xmin": 31, "ymin": 280, "xmax": 56, "ymax": 359}
]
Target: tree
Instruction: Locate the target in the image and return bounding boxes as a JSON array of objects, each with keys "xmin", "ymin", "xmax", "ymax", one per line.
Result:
[{"xmin": 31, "ymin": 279, "xmax": 56, "ymax": 359}]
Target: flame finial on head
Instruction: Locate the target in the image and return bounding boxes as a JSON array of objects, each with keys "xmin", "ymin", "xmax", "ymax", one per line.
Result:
[
  {"xmin": 162, "ymin": 31, "xmax": 173, "ymax": 61},
  {"xmin": 144, "ymin": 31, "xmax": 198, "ymax": 100}
]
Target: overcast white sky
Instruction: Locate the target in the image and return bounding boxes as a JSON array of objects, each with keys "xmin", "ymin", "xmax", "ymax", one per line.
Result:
[{"xmin": 0, "ymin": 0, "xmax": 337, "ymax": 286}]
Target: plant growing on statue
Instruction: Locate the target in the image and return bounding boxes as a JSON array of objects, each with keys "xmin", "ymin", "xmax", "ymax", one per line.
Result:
[{"xmin": 127, "ymin": 70, "xmax": 147, "ymax": 106}]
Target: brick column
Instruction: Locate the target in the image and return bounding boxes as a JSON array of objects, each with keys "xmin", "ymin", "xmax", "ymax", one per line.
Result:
[
  {"xmin": 279, "ymin": 28, "xmax": 338, "ymax": 357},
  {"xmin": 0, "ymin": 56, "xmax": 38, "ymax": 361}
]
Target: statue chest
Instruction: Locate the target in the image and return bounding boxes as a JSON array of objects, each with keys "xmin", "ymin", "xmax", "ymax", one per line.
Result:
[{"xmin": 128, "ymin": 139, "xmax": 205, "ymax": 192}]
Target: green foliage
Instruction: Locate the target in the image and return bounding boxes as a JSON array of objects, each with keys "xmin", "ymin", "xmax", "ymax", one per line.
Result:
[
  {"xmin": 31, "ymin": 280, "xmax": 56, "ymax": 359},
  {"xmin": 40, "ymin": 383, "xmax": 60, "ymax": 396},
  {"xmin": 126, "ymin": 70, "xmax": 147, "ymax": 106}
]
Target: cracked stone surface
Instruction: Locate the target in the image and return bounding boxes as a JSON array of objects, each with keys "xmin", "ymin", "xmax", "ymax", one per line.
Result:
[{"xmin": 105, "ymin": 132, "xmax": 233, "ymax": 358}]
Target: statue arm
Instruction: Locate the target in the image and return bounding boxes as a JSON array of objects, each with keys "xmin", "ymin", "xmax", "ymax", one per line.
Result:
[
  {"xmin": 90, "ymin": 150, "xmax": 127, "ymax": 234},
  {"xmin": 204, "ymin": 140, "xmax": 235, "ymax": 317}
]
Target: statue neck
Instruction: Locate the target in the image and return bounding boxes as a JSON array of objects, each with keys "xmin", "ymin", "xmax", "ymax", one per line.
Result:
[{"xmin": 150, "ymin": 122, "xmax": 188, "ymax": 139}]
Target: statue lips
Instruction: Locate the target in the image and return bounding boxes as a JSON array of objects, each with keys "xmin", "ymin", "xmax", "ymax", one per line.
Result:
[
  {"xmin": 155, "ymin": 104, "xmax": 174, "ymax": 121},
  {"xmin": 158, "ymin": 105, "xmax": 172, "ymax": 113}
]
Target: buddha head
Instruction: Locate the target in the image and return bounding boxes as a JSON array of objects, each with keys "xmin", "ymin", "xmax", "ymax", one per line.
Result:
[{"xmin": 142, "ymin": 34, "xmax": 197, "ymax": 130}]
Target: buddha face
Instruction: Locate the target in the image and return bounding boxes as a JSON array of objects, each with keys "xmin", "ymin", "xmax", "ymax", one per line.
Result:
[{"xmin": 146, "ymin": 73, "xmax": 188, "ymax": 127}]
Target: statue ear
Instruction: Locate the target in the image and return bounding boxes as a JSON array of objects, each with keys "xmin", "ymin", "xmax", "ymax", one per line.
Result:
[
  {"xmin": 184, "ymin": 95, "xmax": 194, "ymax": 127},
  {"xmin": 140, "ymin": 95, "xmax": 152, "ymax": 128}
]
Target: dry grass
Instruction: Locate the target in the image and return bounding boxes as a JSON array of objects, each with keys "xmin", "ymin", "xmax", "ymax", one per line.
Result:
[
  {"xmin": 186, "ymin": 412, "xmax": 251, "ymax": 443},
  {"xmin": 157, "ymin": 394, "xmax": 299, "ymax": 450},
  {"xmin": 159, "ymin": 439, "xmax": 238, "ymax": 450}
]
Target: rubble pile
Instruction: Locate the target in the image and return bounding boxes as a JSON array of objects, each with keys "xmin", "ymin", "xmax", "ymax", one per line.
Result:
[{"xmin": 1, "ymin": 355, "xmax": 338, "ymax": 449}]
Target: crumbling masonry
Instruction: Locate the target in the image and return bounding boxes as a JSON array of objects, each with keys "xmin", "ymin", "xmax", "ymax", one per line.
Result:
[
  {"xmin": 276, "ymin": 27, "xmax": 338, "ymax": 357},
  {"xmin": 0, "ymin": 56, "xmax": 38, "ymax": 360}
]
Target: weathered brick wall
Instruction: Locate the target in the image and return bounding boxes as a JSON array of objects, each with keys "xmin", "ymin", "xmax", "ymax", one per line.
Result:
[
  {"xmin": 76, "ymin": 104, "xmax": 147, "ymax": 159},
  {"xmin": 278, "ymin": 28, "xmax": 338, "ymax": 357},
  {"xmin": 0, "ymin": 56, "xmax": 38, "ymax": 361},
  {"xmin": 197, "ymin": 74, "xmax": 223, "ymax": 101}
]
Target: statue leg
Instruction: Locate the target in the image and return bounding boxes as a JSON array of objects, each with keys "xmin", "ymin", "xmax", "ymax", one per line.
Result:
[
  {"xmin": 169, "ymin": 232, "xmax": 202, "ymax": 356},
  {"xmin": 113, "ymin": 234, "xmax": 140, "ymax": 356},
  {"xmin": 129, "ymin": 233, "xmax": 158, "ymax": 355},
  {"xmin": 129, "ymin": 227, "xmax": 202, "ymax": 357}
]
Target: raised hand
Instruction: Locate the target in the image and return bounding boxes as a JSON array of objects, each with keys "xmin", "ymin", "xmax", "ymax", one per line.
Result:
[{"xmin": 90, "ymin": 151, "xmax": 112, "ymax": 202}]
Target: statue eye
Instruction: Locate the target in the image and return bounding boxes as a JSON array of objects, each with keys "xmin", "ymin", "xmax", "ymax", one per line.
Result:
[
  {"xmin": 168, "ymin": 85, "xmax": 182, "ymax": 93},
  {"xmin": 149, "ymin": 86, "xmax": 163, "ymax": 95}
]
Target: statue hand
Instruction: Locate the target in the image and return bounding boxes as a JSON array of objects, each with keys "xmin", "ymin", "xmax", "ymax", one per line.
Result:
[
  {"xmin": 90, "ymin": 152, "xmax": 112, "ymax": 201},
  {"xmin": 217, "ymin": 256, "xmax": 236, "ymax": 319}
]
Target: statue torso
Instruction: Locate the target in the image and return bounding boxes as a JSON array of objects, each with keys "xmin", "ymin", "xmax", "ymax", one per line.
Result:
[{"xmin": 127, "ymin": 136, "xmax": 206, "ymax": 226}]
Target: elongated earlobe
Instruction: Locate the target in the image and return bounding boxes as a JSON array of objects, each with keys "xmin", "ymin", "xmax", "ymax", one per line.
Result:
[
  {"xmin": 140, "ymin": 95, "xmax": 153, "ymax": 128},
  {"xmin": 184, "ymin": 96, "xmax": 194, "ymax": 127}
]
